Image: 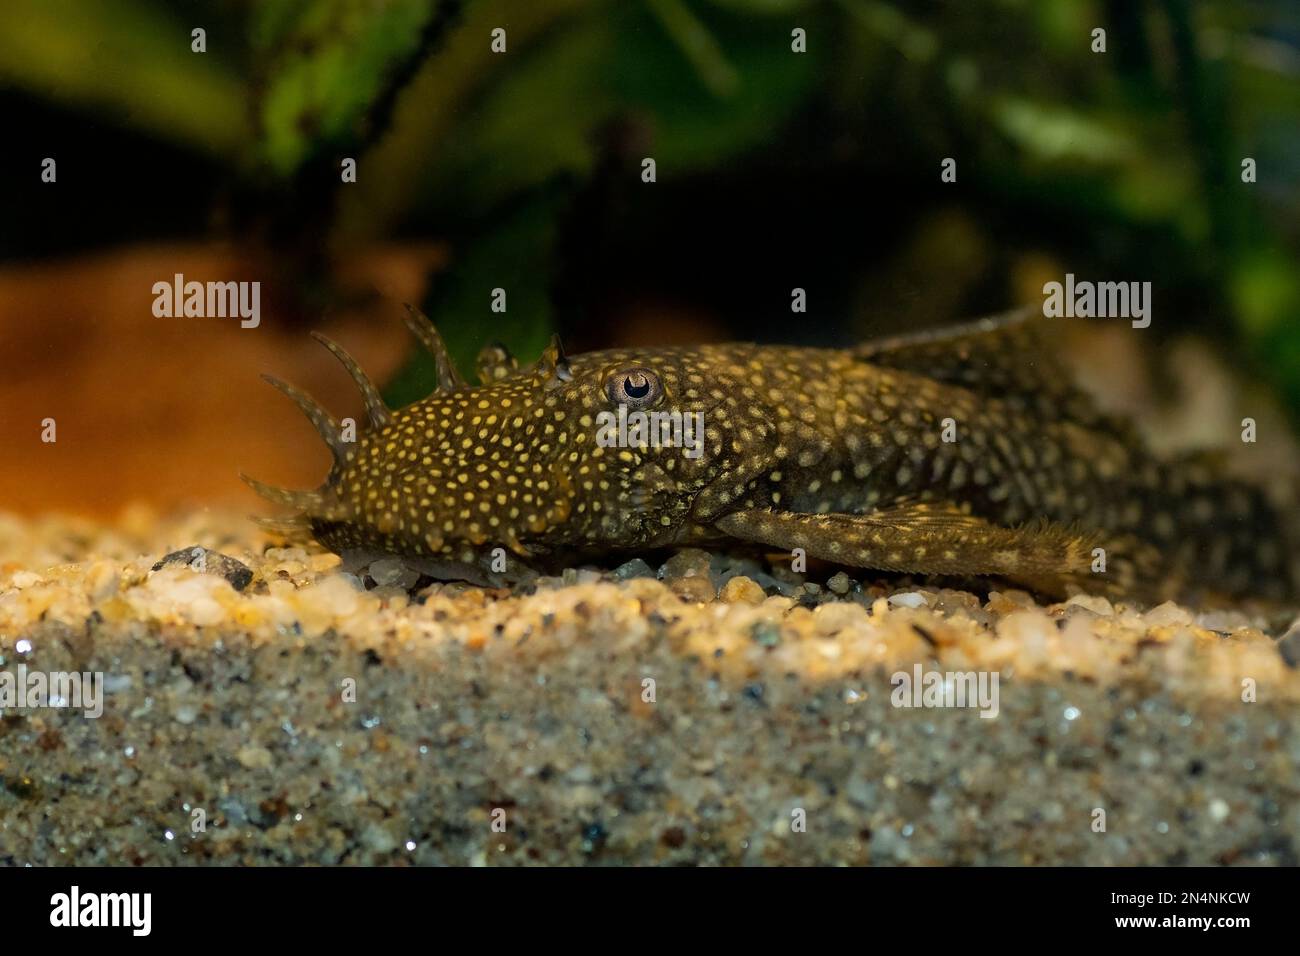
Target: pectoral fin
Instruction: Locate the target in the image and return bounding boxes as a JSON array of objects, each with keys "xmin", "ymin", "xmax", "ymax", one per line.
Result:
[{"xmin": 715, "ymin": 503, "xmax": 1145, "ymax": 599}]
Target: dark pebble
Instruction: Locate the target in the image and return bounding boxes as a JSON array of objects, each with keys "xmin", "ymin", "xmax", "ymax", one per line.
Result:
[
  {"xmin": 660, "ymin": 826, "xmax": 687, "ymax": 848},
  {"xmin": 1274, "ymin": 620, "xmax": 1300, "ymax": 668},
  {"xmin": 153, "ymin": 546, "xmax": 254, "ymax": 592},
  {"xmin": 612, "ymin": 558, "xmax": 655, "ymax": 580},
  {"xmin": 581, "ymin": 822, "xmax": 608, "ymax": 854}
]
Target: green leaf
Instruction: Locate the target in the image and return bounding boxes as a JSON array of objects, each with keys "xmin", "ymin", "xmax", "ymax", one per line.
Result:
[{"xmin": 254, "ymin": 0, "xmax": 440, "ymax": 176}]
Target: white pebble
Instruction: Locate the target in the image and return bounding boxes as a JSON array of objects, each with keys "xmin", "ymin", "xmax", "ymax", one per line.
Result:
[
  {"xmin": 1144, "ymin": 601, "xmax": 1194, "ymax": 627},
  {"xmin": 103, "ymin": 674, "xmax": 133, "ymax": 693},
  {"xmin": 236, "ymin": 745, "xmax": 274, "ymax": 770},
  {"xmin": 1064, "ymin": 594, "xmax": 1114, "ymax": 616},
  {"xmin": 369, "ymin": 558, "xmax": 415, "ymax": 588}
]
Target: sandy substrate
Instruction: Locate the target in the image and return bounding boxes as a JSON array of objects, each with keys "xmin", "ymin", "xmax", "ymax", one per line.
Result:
[{"xmin": 1, "ymin": 508, "xmax": 1298, "ymax": 865}]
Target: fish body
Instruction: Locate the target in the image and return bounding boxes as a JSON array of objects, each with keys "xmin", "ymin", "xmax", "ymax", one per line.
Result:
[{"xmin": 247, "ymin": 308, "xmax": 1298, "ymax": 602}]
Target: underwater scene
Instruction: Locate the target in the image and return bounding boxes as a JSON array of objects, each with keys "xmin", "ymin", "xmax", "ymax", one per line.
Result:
[{"xmin": 1, "ymin": 0, "xmax": 1299, "ymax": 916}]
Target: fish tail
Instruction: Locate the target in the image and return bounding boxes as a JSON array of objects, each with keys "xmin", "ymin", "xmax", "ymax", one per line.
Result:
[{"xmin": 1158, "ymin": 467, "xmax": 1299, "ymax": 603}]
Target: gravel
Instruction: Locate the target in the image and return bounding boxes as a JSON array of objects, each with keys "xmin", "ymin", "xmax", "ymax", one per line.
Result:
[{"xmin": 0, "ymin": 507, "xmax": 1297, "ymax": 865}]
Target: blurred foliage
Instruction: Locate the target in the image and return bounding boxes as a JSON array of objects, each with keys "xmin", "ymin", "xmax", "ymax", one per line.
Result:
[
  {"xmin": 251, "ymin": 0, "xmax": 440, "ymax": 176},
  {"xmin": 0, "ymin": 0, "xmax": 247, "ymax": 155},
  {"xmin": 1, "ymin": 0, "xmax": 1298, "ymax": 419}
]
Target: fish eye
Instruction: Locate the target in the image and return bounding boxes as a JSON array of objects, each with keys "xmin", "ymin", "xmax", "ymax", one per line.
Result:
[{"xmin": 606, "ymin": 367, "xmax": 662, "ymax": 409}]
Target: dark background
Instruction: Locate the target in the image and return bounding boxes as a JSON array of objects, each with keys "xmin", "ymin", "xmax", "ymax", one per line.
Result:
[{"xmin": 1, "ymin": 0, "xmax": 1297, "ymax": 513}]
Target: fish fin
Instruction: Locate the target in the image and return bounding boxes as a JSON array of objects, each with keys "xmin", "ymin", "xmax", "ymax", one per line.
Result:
[
  {"xmin": 503, "ymin": 528, "xmax": 533, "ymax": 558},
  {"xmin": 402, "ymin": 304, "xmax": 466, "ymax": 392},
  {"xmin": 855, "ymin": 305, "xmax": 1042, "ymax": 361},
  {"xmin": 715, "ymin": 504, "xmax": 1154, "ymax": 600},
  {"xmin": 261, "ymin": 374, "xmax": 347, "ymax": 464},
  {"xmin": 311, "ymin": 332, "xmax": 392, "ymax": 429},
  {"xmin": 251, "ymin": 514, "xmax": 315, "ymax": 539},
  {"xmin": 855, "ymin": 306, "xmax": 1137, "ymax": 438},
  {"xmin": 535, "ymin": 333, "xmax": 573, "ymax": 385},
  {"xmin": 239, "ymin": 472, "xmax": 327, "ymax": 511}
]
